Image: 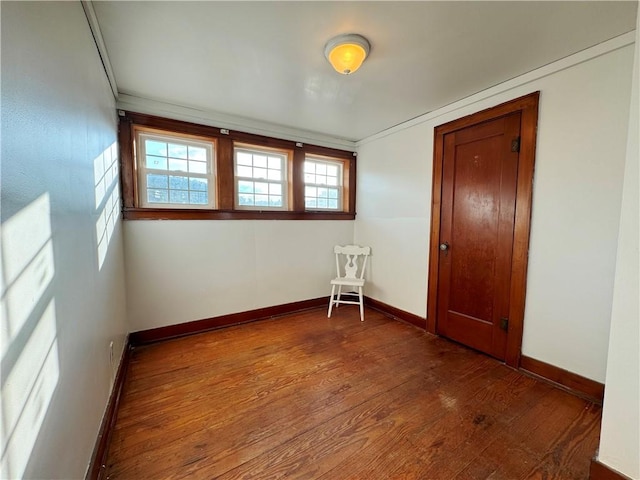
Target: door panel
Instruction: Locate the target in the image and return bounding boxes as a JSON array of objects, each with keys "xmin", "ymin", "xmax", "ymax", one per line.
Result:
[{"xmin": 436, "ymin": 112, "xmax": 521, "ymax": 360}]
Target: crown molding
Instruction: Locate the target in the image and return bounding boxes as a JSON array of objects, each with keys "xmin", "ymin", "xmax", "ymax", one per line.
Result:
[
  {"xmin": 357, "ymin": 30, "xmax": 636, "ymax": 147},
  {"xmin": 81, "ymin": 1, "xmax": 118, "ymax": 99},
  {"xmin": 116, "ymin": 94, "xmax": 356, "ymax": 151}
]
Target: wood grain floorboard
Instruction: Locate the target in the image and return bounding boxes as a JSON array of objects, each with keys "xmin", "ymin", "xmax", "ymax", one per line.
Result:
[{"xmin": 104, "ymin": 307, "xmax": 601, "ymax": 479}]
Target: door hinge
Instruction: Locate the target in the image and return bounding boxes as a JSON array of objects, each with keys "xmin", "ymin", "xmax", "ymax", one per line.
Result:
[
  {"xmin": 511, "ymin": 137, "xmax": 520, "ymax": 153},
  {"xmin": 500, "ymin": 317, "xmax": 509, "ymax": 331}
]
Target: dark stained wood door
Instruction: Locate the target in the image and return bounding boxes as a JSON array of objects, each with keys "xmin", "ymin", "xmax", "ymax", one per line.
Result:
[{"xmin": 436, "ymin": 112, "xmax": 521, "ymax": 360}]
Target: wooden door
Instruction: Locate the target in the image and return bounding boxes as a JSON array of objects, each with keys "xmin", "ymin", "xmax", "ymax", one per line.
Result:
[
  {"xmin": 427, "ymin": 93, "xmax": 539, "ymax": 367},
  {"xmin": 435, "ymin": 112, "xmax": 521, "ymax": 360}
]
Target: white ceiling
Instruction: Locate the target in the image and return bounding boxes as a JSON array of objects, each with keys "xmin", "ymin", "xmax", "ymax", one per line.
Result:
[{"xmin": 93, "ymin": 1, "xmax": 637, "ymax": 142}]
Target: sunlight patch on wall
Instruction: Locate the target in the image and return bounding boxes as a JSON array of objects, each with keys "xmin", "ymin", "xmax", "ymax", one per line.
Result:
[
  {"xmin": 94, "ymin": 142, "xmax": 120, "ymax": 270},
  {"xmin": 94, "ymin": 142, "xmax": 118, "ymax": 209},
  {"xmin": 0, "ymin": 194, "xmax": 54, "ymax": 356},
  {"xmin": 1, "ymin": 193, "xmax": 59, "ymax": 479},
  {"xmin": 1, "ymin": 301, "xmax": 59, "ymax": 479}
]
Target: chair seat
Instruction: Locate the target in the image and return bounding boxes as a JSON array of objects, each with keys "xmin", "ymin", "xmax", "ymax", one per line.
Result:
[{"xmin": 330, "ymin": 277, "xmax": 365, "ymax": 287}]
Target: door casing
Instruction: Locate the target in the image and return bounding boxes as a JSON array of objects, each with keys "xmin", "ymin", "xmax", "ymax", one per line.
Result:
[{"xmin": 426, "ymin": 92, "xmax": 540, "ymax": 368}]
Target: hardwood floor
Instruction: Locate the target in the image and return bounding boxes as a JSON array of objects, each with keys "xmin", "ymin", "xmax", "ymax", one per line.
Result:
[{"xmin": 104, "ymin": 307, "xmax": 601, "ymax": 479}]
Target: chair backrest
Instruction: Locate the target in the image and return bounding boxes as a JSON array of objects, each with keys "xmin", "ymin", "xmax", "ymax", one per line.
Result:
[{"xmin": 334, "ymin": 245, "xmax": 371, "ymax": 280}]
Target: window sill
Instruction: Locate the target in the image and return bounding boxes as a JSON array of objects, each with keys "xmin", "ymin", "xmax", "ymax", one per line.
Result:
[{"xmin": 122, "ymin": 208, "xmax": 356, "ymax": 221}]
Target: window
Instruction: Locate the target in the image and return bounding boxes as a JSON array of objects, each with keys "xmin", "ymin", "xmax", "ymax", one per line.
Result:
[
  {"xmin": 304, "ymin": 157, "xmax": 343, "ymax": 210},
  {"xmin": 119, "ymin": 112, "xmax": 356, "ymax": 220},
  {"xmin": 136, "ymin": 130, "xmax": 215, "ymax": 209},
  {"xmin": 235, "ymin": 146, "xmax": 288, "ymax": 210}
]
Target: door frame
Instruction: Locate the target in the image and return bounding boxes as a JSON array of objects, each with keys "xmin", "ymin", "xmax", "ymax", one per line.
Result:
[{"xmin": 426, "ymin": 92, "xmax": 540, "ymax": 368}]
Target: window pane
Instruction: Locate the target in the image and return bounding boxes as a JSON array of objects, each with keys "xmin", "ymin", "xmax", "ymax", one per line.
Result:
[
  {"xmin": 328, "ymin": 199, "xmax": 338, "ymax": 209},
  {"xmin": 189, "ymin": 160, "xmax": 207, "ymax": 174},
  {"xmin": 238, "ymin": 194, "xmax": 253, "ymax": 206},
  {"xmin": 190, "ymin": 191, "xmax": 208, "ymax": 204},
  {"xmin": 268, "ymin": 156, "xmax": 281, "ymax": 169},
  {"xmin": 237, "ymin": 151, "xmax": 253, "ymax": 166},
  {"xmin": 318, "ymin": 188, "xmax": 328, "ymax": 198},
  {"xmin": 145, "ymin": 140, "xmax": 167, "ymax": 157},
  {"xmin": 146, "ymin": 155, "xmax": 167, "ymax": 170},
  {"xmin": 237, "ymin": 165, "xmax": 253, "ymax": 178},
  {"xmin": 254, "ymin": 182, "xmax": 268, "ymax": 194},
  {"xmin": 305, "ymin": 198, "xmax": 317, "ymax": 209},
  {"xmin": 304, "ymin": 162, "xmax": 315, "ymax": 173},
  {"xmin": 316, "ymin": 163, "xmax": 327, "ymax": 175},
  {"xmin": 147, "ymin": 189, "xmax": 168, "ymax": 203},
  {"xmin": 169, "ymin": 176, "xmax": 189, "ymax": 190},
  {"xmin": 170, "ymin": 190, "xmax": 189, "ymax": 204},
  {"xmin": 269, "ymin": 196, "xmax": 282, "ymax": 207},
  {"xmin": 254, "ymin": 194, "xmax": 269, "ymax": 206},
  {"xmin": 169, "ymin": 158, "xmax": 188, "ymax": 171},
  {"xmin": 269, "ymin": 184, "xmax": 282, "ymax": 195},
  {"xmin": 327, "ymin": 165, "xmax": 338, "ymax": 176},
  {"xmin": 328, "ymin": 188, "xmax": 338, "ymax": 199},
  {"xmin": 254, "ymin": 168, "xmax": 268, "ymax": 179},
  {"xmin": 317, "ymin": 175, "xmax": 327, "ymax": 185},
  {"xmin": 253, "ymin": 155, "xmax": 267, "ymax": 168},
  {"xmin": 305, "ymin": 186, "xmax": 317, "ymax": 197},
  {"xmin": 304, "ymin": 173, "xmax": 315, "ymax": 183},
  {"xmin": 238, "ymin": 180, "xmax": 254, "ymax": 193},
  {"xmin": 168, "ymin": 144, "xmax": 188, "ymax": 159},
  {"xmin": 147, "ymin": 174, "xmax": 168, "ymax": 189},
  {"xmin": 268, "ymin": 169, "xmax": 282, "ymax": 181},
  {"xmin": 327, "ymin": 176, "xmax": 338, "ymax": 186},
  {"xmin": 188, "ymin": 146, "xmax": 207, "ymax": 161},
  {"xmin": 189, "ymin": 178, "xmax": 207, "ymax": 191},
  {"xmin": 318, "ymin": 198, "xmax": 328, "ymax": 208}
]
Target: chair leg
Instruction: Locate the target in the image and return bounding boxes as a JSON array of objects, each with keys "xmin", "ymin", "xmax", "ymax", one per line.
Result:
[
  {"xmin": 359, "ymin": 286, "xmax": 364, "ymax": 322},
  {"xmin": 336, "ymin": 285, "xmax": 342, "ymax": 308},
  {"xmin": 328, "ymin": 285, "xmax": 336, "ymax": 318}
]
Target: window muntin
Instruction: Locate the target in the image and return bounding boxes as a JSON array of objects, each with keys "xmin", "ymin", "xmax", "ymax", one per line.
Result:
[
  {"xmin": 304, "ymin": 157, "xmax": 343, "ymax": 210},
  {"xmin": 234, "ymin": 146, "xmax": 288, "ymax": 210},
  {"xmin": 137, "ymin": 131, "xmax": 215, "ymax": 209}
]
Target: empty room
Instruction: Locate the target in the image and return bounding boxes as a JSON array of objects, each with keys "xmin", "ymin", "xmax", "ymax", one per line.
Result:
[{"xmin": 1, "ymin": 1, "xmax": 638, "ymax": 479}]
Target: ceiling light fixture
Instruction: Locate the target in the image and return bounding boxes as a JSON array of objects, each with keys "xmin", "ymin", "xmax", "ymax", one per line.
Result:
[{"xmin": 324, "ymin": 34, "xmax": 370, "ymax": 75}]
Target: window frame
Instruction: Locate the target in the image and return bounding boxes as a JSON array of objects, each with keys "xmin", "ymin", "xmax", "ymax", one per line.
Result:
[
  {"xmin": 234, "ymin": 143, "xmax": 291, "ymax": 211},
  {"xmin": 118, "ymin": 111, "xmax": 356, "ymax": 220},
  {"xmin": 135, "ymin": 128, "xmax": 216, "ymax": 210},
  {"xmin": 303, "ymin": 155, "xmax": 344, "ymax": 212}
]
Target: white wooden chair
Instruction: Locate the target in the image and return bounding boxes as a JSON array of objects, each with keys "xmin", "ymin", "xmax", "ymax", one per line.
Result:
[{"xmin": 327, "ymin": 245, "xmax": 371, "ymax": 321}]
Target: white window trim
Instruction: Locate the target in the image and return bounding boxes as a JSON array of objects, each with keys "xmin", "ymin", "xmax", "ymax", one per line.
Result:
[
  {"xmin": 234, "ymin": 146, "xmax": 289, "ymax": 211},
  {"xmin": 136, "ymin": 131, "xmax": 216, "ymax": 209},
  {"xmin": 304, "ymin": 157, "xmax": 344, "ymax": 212}
]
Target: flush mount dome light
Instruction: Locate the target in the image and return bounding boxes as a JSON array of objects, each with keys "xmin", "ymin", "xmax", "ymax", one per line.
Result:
[{"xmin": 324, "ymin": 33, "xmax": 370, "ymax": 75}]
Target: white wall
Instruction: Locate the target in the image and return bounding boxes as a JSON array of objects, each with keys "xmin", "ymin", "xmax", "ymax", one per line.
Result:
[
  {"xmin": 125, "ymin": 220, "xmax": 353, "ymax": 331},
  {"xmin": 597, "ymin": 17, "xmax": 640, "ymax": 480},
  {"xmin": 353, "ymin": 126, "xmax": 432, "ymax": 316},
  {"xmin": 355, "ymin": 36, "xmax": 635, "ymax": 383},
  {"xmin": 1, "ymin": 3, "xmax": 128, "ymax": 479}
]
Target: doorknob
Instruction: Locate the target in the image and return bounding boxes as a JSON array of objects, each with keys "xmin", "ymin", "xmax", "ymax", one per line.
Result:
[{"xmin": 439, "ymin": 242, "xmax": 449, "ymax": 251}]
